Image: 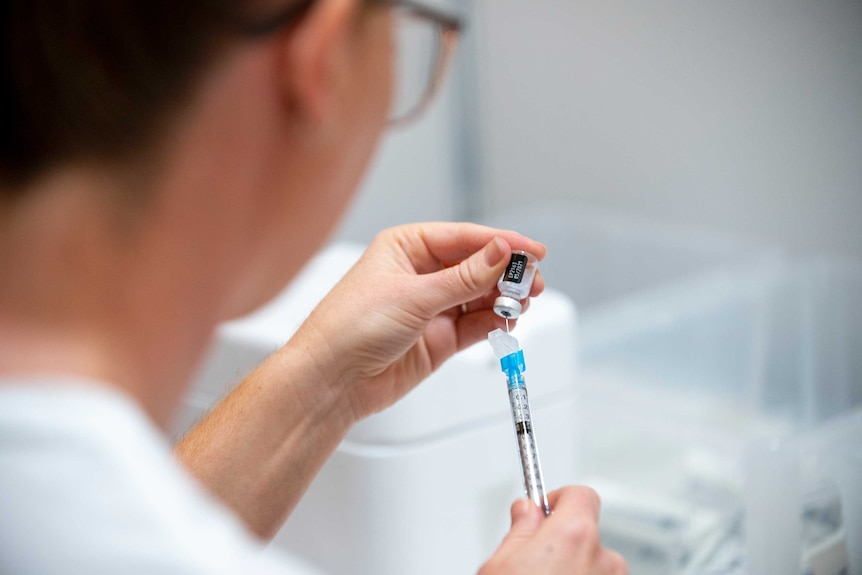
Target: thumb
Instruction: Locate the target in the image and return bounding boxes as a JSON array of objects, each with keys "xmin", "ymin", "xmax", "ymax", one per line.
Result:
[
  {"xmin": 425, "ymin": 236, "xmax": 511, "ymax": 314},
  {"xmin": 503, "ymin": 498, "xmax": 543, "ymax": 543}
]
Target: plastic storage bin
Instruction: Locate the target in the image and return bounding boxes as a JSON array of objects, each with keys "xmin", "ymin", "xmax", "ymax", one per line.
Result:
[{"xmin": 575, "ymin": 259, "xmax": 862, "ymax": 575}]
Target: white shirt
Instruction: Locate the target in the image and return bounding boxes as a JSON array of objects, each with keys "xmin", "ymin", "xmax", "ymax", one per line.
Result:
[{"xmin": 0, "ymin": 380, "xmax": 303, "ymax": 575}]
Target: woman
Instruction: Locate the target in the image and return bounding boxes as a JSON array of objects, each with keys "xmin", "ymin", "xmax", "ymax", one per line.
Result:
[{"xmin": 0, "ymin": 1, "xmax": 626, "ymax": 573}]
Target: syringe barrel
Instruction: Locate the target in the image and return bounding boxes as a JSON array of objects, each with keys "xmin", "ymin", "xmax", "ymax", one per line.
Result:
[{"xmin": 507, "ymin": 376, "xmax": 551, "ymax": 516}]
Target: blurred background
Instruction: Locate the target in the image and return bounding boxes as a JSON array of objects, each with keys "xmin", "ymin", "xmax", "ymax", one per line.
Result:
[
  {"xmin": 339, "ymin": 0, "xmax": 862, "ymax": 575},
  {"xmin": 181, "ymin": 2, "xmax": 862, "ymax": 574},
  {"xmin": 337, "ymin": 0, "xmax": 861, "ymax": 259}
]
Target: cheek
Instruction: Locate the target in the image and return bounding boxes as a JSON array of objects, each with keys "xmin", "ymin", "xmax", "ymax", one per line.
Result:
[
  {"xmin": 228, "ymin": 205, "xmax": 333, "ymax": 318},
  {"xmin": 230, "ymin": 13, "xmax": 396, "ymax": 316}
]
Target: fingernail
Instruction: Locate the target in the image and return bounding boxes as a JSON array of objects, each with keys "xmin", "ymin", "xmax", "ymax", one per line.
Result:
[{"xmin": 484, "ymin": 237, "xmax": 507, "ymax": 267}]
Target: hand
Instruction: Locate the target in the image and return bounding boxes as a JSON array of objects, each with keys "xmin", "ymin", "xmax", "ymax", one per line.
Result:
[
  {"xmin": 480, "ymin": 487, "xmax": 628, "ymax": 575},
  {"xmin": 296, "ymin": 222, "xmax": 546, "ymax": 419}
]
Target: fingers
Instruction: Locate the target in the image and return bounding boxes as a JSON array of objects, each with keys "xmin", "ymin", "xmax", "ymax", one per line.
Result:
[
  {"xmin": 544, "ymin": 487, "xmax": 627, "ymax": 575},
  {"xmin": 600, "ymin": 549, "xmax": 629, "ymax": 575},
  {"xmin": 457, "ymin": 269, "xmax": 544, "ymax": 315},
  {"xmin": 417, "ymin": 222, "xmax": 547, "ymax": 264},
  {"xmin": 379, "ymin": 223, "xmax": 547, "ymax": 275},
  {"xmin": 420, "ymin": 236, "xmax": 512, "ymax": 316},
  {"xmin": 448, "ymin": 269, "xmax": 543, "ymax": 352},
  {"xmin": 451, "ymin": 300, "xmax": 531, "ymax": 352},
  {"xmin": 503, "ymin": 498, "xmax": 544, "ymax": 543},
  {"xmin": 483, "ymin": 490, "xmax": 627, "ymax": 575},
  {"xmin": 421, "ymin": 242, "xmax": 548, "ymax": 319},
  {"xmin": 546, "ymin": 485, "xmax": 601, "ymax": 523},
  {"xmin": 374, "ymin": 223, "xmax": 547, "ymax": 321}
]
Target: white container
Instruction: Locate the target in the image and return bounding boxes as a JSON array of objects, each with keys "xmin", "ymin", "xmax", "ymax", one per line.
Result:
[{"xmin": 175, "ymin": 243, "xmax": 581, "ymax": 574}]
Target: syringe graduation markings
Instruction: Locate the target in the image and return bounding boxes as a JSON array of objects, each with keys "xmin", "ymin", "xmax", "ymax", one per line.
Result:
[{"xmin": 489, "ymin": 329, "xmax": 551, "ymax": 516}]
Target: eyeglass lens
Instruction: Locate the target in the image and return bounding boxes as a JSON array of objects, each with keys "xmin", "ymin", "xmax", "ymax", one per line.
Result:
[{"xmin": 390, "ymin": 11, "xmax": 444, "ymax": 125}]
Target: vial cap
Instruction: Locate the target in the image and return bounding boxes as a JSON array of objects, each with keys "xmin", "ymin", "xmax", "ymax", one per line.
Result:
[{"xmin": 493, "ymin": 296, "xmax": 522, "ymax": 319}]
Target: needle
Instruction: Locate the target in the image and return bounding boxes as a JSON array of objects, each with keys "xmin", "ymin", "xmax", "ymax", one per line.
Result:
[{"xmin": 506, "ymin": 318, "xmax": 510, "ymax": 333}]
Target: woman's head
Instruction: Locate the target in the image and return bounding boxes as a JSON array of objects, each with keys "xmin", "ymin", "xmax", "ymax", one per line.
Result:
[
  {"xmin": 0, "ymin": 0, "xmax": 245, "ymax": 188},
  {"xmin": 0, "ymin": 0, "xmax": 462, "ymax": 320},
  {"xmin": 0, "ymin": 0, "xmax": 460, "ymax": 420},
  {"xmin": 0, "ymin": 0, "xmax": 398, "ymax": 309}
]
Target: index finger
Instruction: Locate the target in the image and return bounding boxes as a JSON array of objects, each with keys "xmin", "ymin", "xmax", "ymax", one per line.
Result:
[{"xmin": 386, "ymin": 222, "xmax": 547, "ymax": 275}]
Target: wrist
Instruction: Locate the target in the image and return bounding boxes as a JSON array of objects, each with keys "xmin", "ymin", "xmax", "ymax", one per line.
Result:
[{"xmin": 276, "ymin": 317, "xmax": 361, "ymax": 429}]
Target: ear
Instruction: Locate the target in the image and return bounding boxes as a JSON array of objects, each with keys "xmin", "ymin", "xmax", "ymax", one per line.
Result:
[{"xmin": 279, "ymin": 0, "xmax": 361, "ymax": 129}]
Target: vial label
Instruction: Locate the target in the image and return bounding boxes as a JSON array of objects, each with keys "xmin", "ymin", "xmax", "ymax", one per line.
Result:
[{"xmin": 504, "ymin": 254, "xmax": 529, "ymax": 283}]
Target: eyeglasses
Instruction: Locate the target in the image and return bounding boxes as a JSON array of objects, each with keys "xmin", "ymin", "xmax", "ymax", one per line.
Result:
[
  {"xmin": 241, "ymin": 0, "xmax": 463, "ymax": 126},
  {"xmin": 386, "ymin": 1, "xmax": 462, "ymax": 126}
]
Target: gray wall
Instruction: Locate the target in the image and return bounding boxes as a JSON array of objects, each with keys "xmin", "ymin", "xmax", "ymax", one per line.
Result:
[
  {"xmin": 469, "ymin": 0, "xmax": 862, "ymax": 258},
  {"xmin": 334, "ymin": 0, "xmax": 468, "ymax": 244}
]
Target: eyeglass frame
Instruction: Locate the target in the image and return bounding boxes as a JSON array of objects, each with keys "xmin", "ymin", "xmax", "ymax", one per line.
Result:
[{"xmin": 237, "ymin": 0, "xmax": 463, "ymax": 126}]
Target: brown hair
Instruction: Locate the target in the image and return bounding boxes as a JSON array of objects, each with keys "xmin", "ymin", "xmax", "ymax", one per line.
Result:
[{"xmin": 0, "ymin": 1, "xmax": 248, "ymax": 191}]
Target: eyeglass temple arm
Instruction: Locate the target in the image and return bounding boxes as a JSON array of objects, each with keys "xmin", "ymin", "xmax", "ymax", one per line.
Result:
[
  {"xmin": 241, "ymin": 0, "xmax": 464, "ymax": 38},
  {"xmin": 373, "ymin": 0, "xmax": 463, "ymax": 32},
  {"xmin": 389, "ymin": 25, "xmax": 460, "ymax": 127}
]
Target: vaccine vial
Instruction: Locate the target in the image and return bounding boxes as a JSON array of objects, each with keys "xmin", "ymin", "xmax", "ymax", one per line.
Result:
[{"xmin": 493, "ymin": 251, "xmax": 538, "ymax": 319}]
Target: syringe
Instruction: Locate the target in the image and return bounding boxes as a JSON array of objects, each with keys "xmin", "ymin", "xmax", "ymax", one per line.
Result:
[{"xmin": 489, "ymin": 329, "xmax": 551, "ymax": 516}]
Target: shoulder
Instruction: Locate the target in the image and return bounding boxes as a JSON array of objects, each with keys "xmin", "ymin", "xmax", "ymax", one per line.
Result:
[{"xmin": 0, "ymin": 381, "xmax": 296, "ymax": 575}]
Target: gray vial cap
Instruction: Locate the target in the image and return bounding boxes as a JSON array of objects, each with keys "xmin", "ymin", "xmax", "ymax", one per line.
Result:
[{"xmin": 493, "ymin": 296, "xmax": 522, "ymax": 319}]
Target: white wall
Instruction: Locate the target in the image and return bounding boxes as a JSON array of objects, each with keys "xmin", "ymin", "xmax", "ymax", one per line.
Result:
[{"xmin": 470, "ymin": 0, "xmax": 862, "ymax": 258}]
